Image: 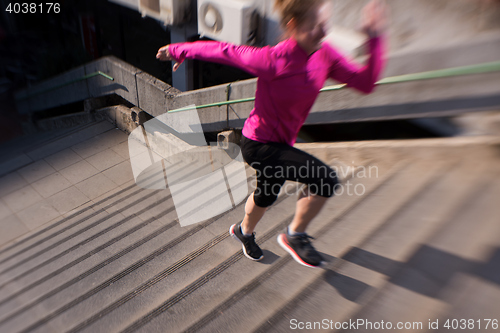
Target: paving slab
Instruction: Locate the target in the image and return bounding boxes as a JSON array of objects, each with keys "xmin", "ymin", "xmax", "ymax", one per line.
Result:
[
  {"xmin": 70, "ymin": 129, "xmax": 127, "ymax": 161},
  {"xmin": 16, "ymin": 160, "xmax": 56, "ymax": 184},
  {"xmin": 75, "ymin": 173, "xmax": 122, "ymax": 201},
  {"xmin": 101, "ymin": 160, "xmax": 134, "ymax": 186},
  {"xmin": 25, "ymin": 122, "xmax": 116, "ymax": 162},
  {"xmin": 62, "ymin": 201, "xmax": 97, "ymax": 218},
  {"xmin": 110, "ymin": 141, "xmax": 130, "ymax": 160},
  {"xmin": 46, "ymin": 186, "xmax": 91, "ymax": 216},
  {"xmin": 59, "ymin": 160, "xmax": 100, "ymax": 185},
  {"xmin": 0, "ymin": 154, "xmax": 33, "ymax": 178},
  {"xmin": 3, "ymin": 185, "xmax": 43, "ymax": 214},
  {"xmin": 43, "ymin": 148, "xmax": 84, "ymax": 171},
  {"xmin": 16, "ymin": 199, "xmax": 61, "ymax": 231},
  {"xmin": 0, "ymin": 215, "xmax": 29, "ymax": 248},
  {"xmin": 0, "ymin": 172, "xmax": 28, "ymax": 198},
  {"xmin": 0, "ymin": 199, "xmax": 12, "ymax": 221},
  {"xmin": 31, "ymin": 172, "xmax": 72, "ymax": 199},
  {"xmin": 85, "ymin": 148, "xmax": 125, "ymax": 172}
]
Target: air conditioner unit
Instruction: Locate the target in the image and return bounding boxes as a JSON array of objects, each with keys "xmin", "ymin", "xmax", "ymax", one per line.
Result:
[
  {"xmin": 109, "ymin": 0, "xmax": 139, "ymax": 11},
  {"xmin": 198, "ymin": 0, "xmax": 262, "ymax": 45},
  {"xmin": 138, "ymin": 0, "xmax": 190, "ymax": 26}
]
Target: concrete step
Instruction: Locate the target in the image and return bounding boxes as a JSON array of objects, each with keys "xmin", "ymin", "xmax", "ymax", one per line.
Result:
[
  {"xmin": 110, "ymin": 159, "xmax": 435, "ymax": 332},
  {"xmin": 0, "ymin": 197, "xmax": 174, "ymax": 319},
  {"xmin": 0, "ymin": 154, "xmax": 207, "ymax": 270},
  {"xmin": 337, "ymin": 178, "xmax": 500, "ymax": 333},
  {"xmin": 0, "ymin": 154, "xmax": 201, "ymax": 263},
  {"xmin": 0, "ymin": 180, "xmax": 294, "ymax": 332},
  {"xmin": 0, "ymin": 121, "xmax": 130, "ymax": 249},
  {"xmin": 1, "ymin": 134, "xmax": 497, "ymax": 333},
  {"xmin": 175, "ymin": 158, "xmax": 449, "ymax": 333},
  {"xmin": 0, "ymin": 161, "xmax": 221, "ymax": 318},
  {"xmin": 0, "ymin": 157, "xmax": 382, "ymax": 332},
  {"xmin": 0, "ymin": 145, "xmax": 302, "ymax": 332},
  {"xmin": 249, "ymin": 161, "xmax": 490, "ymax": 333},
  {"xmin": 0, "ymin": 185, "xmax": 168, "ymax": 279},
  {"xmin": 0, "ymin": 178, "xmax": 150, "ymax": 268},
  {"xmin": 430, "ymin": 189, "xmax": 500, "ymax": 332},
  {"xmin": 70, "ymin": 176, "xmax": 384, "ymax": 333}
]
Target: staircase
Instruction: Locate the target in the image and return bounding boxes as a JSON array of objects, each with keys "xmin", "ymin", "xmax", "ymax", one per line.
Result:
[{"xmin": 0, "ymin": 121, "xmax": 499, "ymax": 333}]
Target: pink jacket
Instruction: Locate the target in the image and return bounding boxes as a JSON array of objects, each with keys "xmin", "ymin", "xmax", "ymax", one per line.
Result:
[{"xmin": 168, "ymin": 37, "xmax": 384, "ymax": 146}]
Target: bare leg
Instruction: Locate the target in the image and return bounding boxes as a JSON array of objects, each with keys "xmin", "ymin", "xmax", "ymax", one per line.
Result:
[
  {"xmin": 241, "ymin": 192, "xmax": 267, "ymax": 234},
  {"xmin": 288, "ymin": 187, "xmax": 329, "ymax": 234}
]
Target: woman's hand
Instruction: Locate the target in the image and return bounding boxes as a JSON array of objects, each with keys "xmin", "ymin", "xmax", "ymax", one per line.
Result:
[
  {"xmin": 361, "ymin": 0, "xmax": 388, "ymax": 38},
  {"xmin": 156, "ymin": 45, "xmax": 181, "ymax": 72}
]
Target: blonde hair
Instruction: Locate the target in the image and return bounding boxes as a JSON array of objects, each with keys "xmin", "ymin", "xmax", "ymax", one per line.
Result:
[{"xmin": 274, "ymin": 0, "xmax": 326, "ymax": 29}]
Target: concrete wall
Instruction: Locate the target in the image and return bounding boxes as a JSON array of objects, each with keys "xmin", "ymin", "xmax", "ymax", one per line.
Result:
[
  {"xmin": 14, "ymin": 34, "xmax": 500, "ymax": 133},
  {"xmin": 330, "ymin": 0, "xmax": 500, "ymax": 55},
  {"xmin": 15, "ymin": 66, "xmax": 89, "ymax": 115},
  {"xmin": 14, "ymin": 56, "xmax": 181, "ymax": 115}
]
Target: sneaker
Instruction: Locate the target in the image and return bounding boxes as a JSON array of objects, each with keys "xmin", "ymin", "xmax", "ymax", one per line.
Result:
[
  {"xmin": 277, "ymin": 233, "xmax": 324, "ymax": 267},
  {"xmin": 229, "ymin": 224, "xmax": 264, "ymax": 261}
]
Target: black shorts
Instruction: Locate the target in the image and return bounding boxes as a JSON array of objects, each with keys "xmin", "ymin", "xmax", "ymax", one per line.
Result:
[{"xmin": 240, "ymin": 135, "xmax": 339, "ymax": 208}]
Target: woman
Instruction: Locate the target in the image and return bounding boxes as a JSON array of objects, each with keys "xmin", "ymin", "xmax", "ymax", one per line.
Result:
[{"xmin": 157, "ymin": 0, "xmax": 387, "ymax": 267}]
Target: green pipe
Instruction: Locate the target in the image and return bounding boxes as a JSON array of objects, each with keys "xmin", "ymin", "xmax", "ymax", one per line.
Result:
[
  {"xmin": 168, "ymin": 60, "xmax": 500, "ymax": 113},
  {"xmin": 168, "ymin": 97, "xmax": 256, "ymax": 113},
  {"xmin": 16, "ymin": 71, "xmax": 114, "ymax": 101},
  {"xmin": 377, "ymin": 60, "xmax": 500, "ymax": 85}
]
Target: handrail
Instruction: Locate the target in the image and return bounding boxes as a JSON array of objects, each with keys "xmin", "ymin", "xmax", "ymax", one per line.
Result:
[
  {"xmin": 16, "ymin": 71, "xmax": 114, "ymax": 101},
  {"xmin": 167, "ymin": 60, "xmax": 500, "ymax": 113}
]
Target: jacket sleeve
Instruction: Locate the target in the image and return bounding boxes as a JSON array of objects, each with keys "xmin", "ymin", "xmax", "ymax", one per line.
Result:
[
  {"xmin": 327, "ymin": 36, "xmax": 385, "ymax": 94},
  {"xmin": 168, "ymin": 41, "xmax": 276, "ymax": 80}
]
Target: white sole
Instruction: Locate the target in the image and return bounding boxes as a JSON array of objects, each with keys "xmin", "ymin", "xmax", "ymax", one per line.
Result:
[
  {"xmin": 229, "ymin": 224, "xmax": 263, "ymax": 261},
  {"xmin": 277, "ymin": 234, "xmax": 323, "ymax": 268}
]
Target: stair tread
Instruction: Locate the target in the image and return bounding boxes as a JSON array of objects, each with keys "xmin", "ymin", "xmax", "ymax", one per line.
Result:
[
  {"xmin": 249, "ymin": 162, "xmax": 492, "ymax": 333},
  {"xmin": 116, "ymin": 159, "xmax": 433, "ymax": 332},
  {"xmin": 0, "ymin": 128, "xmax": 498, "ymax": 333}
]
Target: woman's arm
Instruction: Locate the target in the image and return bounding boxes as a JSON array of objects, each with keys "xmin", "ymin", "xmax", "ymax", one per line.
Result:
[
  {"xmin": 327, "ymin": 36, "xmax": 385, "ymax": 94},
  {"xmin": 327, "ymin": 0, "xmax": 387, "ymax": 94},
  {"xmin": 157, "ymin": 41, "xmax": 276, "ymax": 79}
]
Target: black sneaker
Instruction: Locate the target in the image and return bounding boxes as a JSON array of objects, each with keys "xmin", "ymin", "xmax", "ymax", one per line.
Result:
[
  {"xmin": 230, "ymin": 224, "xmax": 264, "ymax": 261},
  {"xmin": 277, "ymin": 233, "xmax": 324, "ymax": 267}
]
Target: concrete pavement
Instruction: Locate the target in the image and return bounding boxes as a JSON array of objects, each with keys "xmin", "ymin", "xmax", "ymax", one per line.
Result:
[{"xmin": 0, "ymin": 118, "xmax": 499, "ymax": 332}]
